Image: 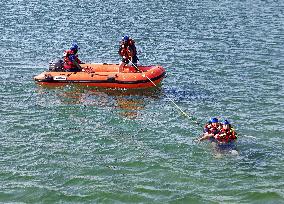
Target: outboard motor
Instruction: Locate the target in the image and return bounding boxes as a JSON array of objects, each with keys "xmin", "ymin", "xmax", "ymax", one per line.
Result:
[{"xmin": 49, "ymin": 59, "xmax": 64, "ymax": 72}]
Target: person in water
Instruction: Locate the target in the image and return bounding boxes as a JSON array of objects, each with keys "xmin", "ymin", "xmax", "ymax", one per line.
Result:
[
  {"xmin": 63, "ymin": 43, "xmax": 82, "ymax": 72},
  {"xmin": 214, "ymin": 120, "xmax": 237, "ymax": 144},
  {"xmin": 198, "ymin": 118, "xmax": 238, "ymax": 155},
  {"xmin": 199, "ymin": 117, "xmax": 221, "ymax": 142},
  {"xmin": 199, "ymin": 118, "xmax": 237, "ymax": 144},
  {"xmin": 118, "ymin": 35, "xmax": 139, "ymax": 72}
]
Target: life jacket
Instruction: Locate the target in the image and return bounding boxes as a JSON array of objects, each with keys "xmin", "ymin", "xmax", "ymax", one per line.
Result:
[
  {"xmin": 203, "ymin": 123, "xmax": 212, "ymax": 133},
  {"xmin": 119, "ymin": 45, "xmax": 132, "ymax": 60},
  {"xmin": 215, "ymin": 128, "xmax": 237, "ymax": 143},
  {"xmin": 208, "ymin": 123, "xmax": 221, "ymax": 135},
  {"xmin": 63, "ymin": 49, "xmax": 82, "ymax": 70},
  {"xmin": 118, "ymin": 38, "xmax": 137, "ymax": 59}
]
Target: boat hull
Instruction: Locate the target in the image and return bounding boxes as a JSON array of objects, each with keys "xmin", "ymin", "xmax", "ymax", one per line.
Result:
[{"xmin": 34, "ymin": 63, "xmax": 166, "ymax": 89}]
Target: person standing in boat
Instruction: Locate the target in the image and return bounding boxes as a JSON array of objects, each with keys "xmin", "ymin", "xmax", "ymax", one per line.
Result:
[
  {"xmin": 118, "ymin": 35, "xmax": 139, "ymax": 72},
  {"xmin": 63, "ymin": 43, "xmax": 82, "ymax": 72}
]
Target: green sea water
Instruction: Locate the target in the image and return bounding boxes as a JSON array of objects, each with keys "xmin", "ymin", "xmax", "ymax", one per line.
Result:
[{"xmin": 1, "ymin": 0, "xmax": 283, "ymax": 203}]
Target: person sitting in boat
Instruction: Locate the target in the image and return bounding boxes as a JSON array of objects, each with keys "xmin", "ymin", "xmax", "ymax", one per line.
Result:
[
  {"xmin": 63, "ymin": 43, "xmax": 82, "ymax": 72},
  {"xmin": 198, "ymin": 117, "xmax": 221, "ymax": 142},
  {"xmin": 118, "ymin": 35, "xmax": 139, "ymax": 72},
  {"xmin": 214, "ymin": 120, "xmax": 237, "ymax": 144}
]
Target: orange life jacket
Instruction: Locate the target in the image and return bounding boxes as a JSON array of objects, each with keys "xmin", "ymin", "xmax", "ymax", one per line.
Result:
[
  {"xmin": 63, "ymin": 49, "xmax": 82, "ymax": 69},
  {"xmin": 208, "ymin": 123, "xmax": 221, "ymax": 135},
  {"xmin": 119, "ymin": 38, "xmax": 137, "ymax": 59},
  {"xmin": 119, "ymin": 46, "xmax": 132, "ymax": 60},
  {"xmin": 215, "ymin": 128, "xmax": 237, "ymax": 143}
]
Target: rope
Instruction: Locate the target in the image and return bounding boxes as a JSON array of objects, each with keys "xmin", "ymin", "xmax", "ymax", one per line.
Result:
[{"xmin": 128, "ymin": 61, "xmax": 200, "ymax": 125}]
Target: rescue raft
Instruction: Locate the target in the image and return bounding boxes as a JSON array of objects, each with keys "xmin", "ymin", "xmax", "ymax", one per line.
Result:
[{"xmin": 34, "ymin": 63, "xmax": 166, "ymax": 89}]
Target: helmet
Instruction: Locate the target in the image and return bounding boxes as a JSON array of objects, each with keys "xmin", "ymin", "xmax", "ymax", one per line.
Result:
[
  {"xmin": 210, "ymin": 117, "xmax": 218, "ymax": 123},
  {"xmin": 222, "ymin": 120, "xmax": 230, "ymax": 125},
  {"xmin": 122, "ymin": 35, "xmax": 129, "ymax": 41},
  {"xmin": 70, "ymin": 43, "xmax": 79, "ymax": 51}
]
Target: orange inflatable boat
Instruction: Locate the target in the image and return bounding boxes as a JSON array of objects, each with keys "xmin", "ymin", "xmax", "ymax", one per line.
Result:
[{"xmin": 34, "ymin": 63, "xmax": 166, "ymax": 89}]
